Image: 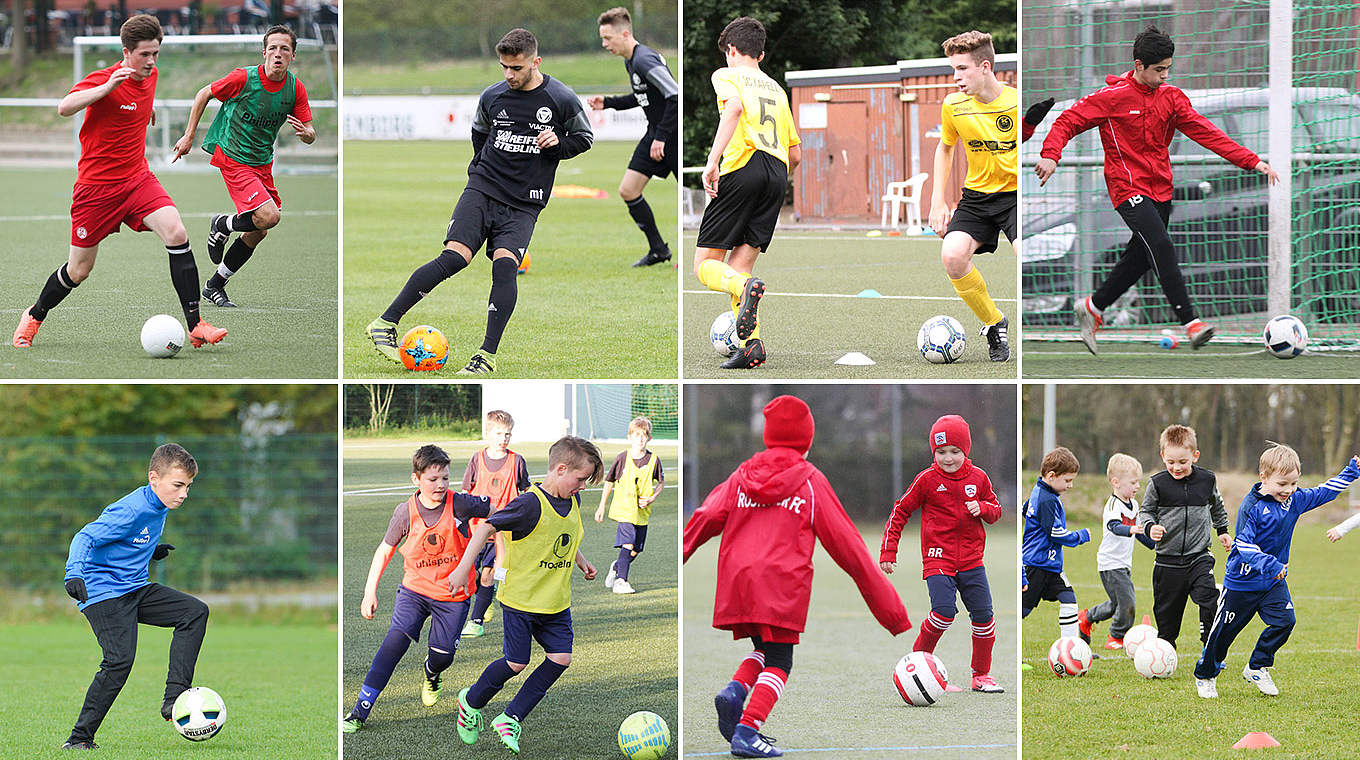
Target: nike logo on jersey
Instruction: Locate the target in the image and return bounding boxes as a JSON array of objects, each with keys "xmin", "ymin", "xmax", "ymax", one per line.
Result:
[
  {"xmin": 246, "ymin": 191, "xmax": 259, "ymax": 202},
  {"xmin": 936, "ymin": 484, "xmax": 948, "ymax": 492}
]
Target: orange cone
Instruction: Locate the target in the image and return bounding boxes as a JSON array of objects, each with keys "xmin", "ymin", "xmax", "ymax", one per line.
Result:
[{"xmin": 1232, "ymin": 732, "xmax": 1281, "ymax": 749}]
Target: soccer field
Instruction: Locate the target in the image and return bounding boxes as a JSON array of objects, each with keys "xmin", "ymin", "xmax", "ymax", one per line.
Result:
[
  {"xmin": 683, "ymin": 521, "xmax": 1019, "ymax": 759},
  {"xmin": 342, "ymin": 438, "xmax": 678, "ymax": 760},
  {"xmin": 342, "ymin": 141, "xmax": 679, "ymax": 379},
  {"xmin": 1022, "ymin": 514, "xmax": 1360, "ymax": 759},
  {"xmin": 0, "ymin": 621, "xmax": 336, "ymax": 758},
  {"xmin": 681, "ymin": 232, "xmax": 1018, "ymax": 379},
  {"xmin": 1021, "ymin": 340, "xmax": 1360, "ymax": 379},
  {"xmin": 0, "ymin": 167, "xmax": 338, "ymax": 379}
]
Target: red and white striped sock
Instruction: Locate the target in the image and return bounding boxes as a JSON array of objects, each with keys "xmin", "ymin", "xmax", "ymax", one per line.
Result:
[
  {"xmin": 731, "ymin": 650, "xmax": 765, "ymax": 692},
  {"xmin": 971, "ymin": 618, "xmax": 996, "ymax": 676},
  {"xmin": 913, "ymin": 611, "xmax": 953, "ymax": 653},
  {"xmin": 738, "ymin": 666, "xmax": 788, "ymax": 730}
]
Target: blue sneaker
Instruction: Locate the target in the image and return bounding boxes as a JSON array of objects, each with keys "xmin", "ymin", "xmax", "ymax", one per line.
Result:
[
  {"xmin": 714, "ymin": 681, "xmax": 747, "ymax": 741},
  {"xmin": 731, "ymin": 724, "xmax": 782, "ymax": 758}
]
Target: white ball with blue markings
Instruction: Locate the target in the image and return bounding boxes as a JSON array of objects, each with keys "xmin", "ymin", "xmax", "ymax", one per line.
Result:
[
  {"xmin": 711, "ymin": 311, "xmax": 739, "ymax": 357},
  {"xmin": 1263, "ymin": 315, "xmax": 1307, "ymax": 358},
  {"xmin": 917, "ymin": 315, "xmax": 966, "ymax": 364},
  {"xmin": 618, "ymin": 711, "xmax": 669, "ymax": 759}
]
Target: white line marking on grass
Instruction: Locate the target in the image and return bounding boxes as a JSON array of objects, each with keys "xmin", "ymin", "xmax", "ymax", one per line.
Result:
[
  {"xmin": 684, "ymin": 289, "xmax": 1016, "ymax": 303},
  {"xmin": 1027, "ymin": 348, "xmax": 1263, "ymax": 357},
  {"xmin": 344, "ymin": 477, "xmax": 603, "ymax": 497},
  {"xmin": 0, "ymin": 210, "xmax": 339, "ymax": 223},
  {"xmin": 685, "ymin": 743, "xmax": 1017, "ymax": 757}
]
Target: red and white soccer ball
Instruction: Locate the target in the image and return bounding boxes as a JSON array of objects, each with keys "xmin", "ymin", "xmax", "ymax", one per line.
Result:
[
  {"xmin": 1132, "ymin": 637, "xmax": 1178, "ymax": 678},
  {"xmin": 893, "ymin": 651, "xmax": 950, "ymax": 706},
  {"xmin": 1047, "ymin": 636, "xmax": 1092, "ymax": 677},
  {"xmin": 1122, "ymin": 623, "xmax": 1157, "ymax": 659}
]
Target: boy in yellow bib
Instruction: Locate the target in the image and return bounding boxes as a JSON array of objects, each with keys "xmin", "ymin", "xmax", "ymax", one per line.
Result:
[
  {"xmin": 450, "ymin": 436, "xmax": 604, "ymax": 754},
  {"xmin": 594, "ymin": 416, "xmax": 665, "ymax": 594}
]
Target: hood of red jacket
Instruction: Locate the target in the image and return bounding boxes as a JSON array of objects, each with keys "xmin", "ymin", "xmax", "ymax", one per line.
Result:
[
  {"xmin": 932, "ymin": 458, "xmax": 976, "ymax": 481},
  {"xmin": 736, "ymin": 447, "xmax": 817, "ymax": 504},
  {"xmin": 1107, "ymin": 70, "xmax": 1158, "ymax": 95}
]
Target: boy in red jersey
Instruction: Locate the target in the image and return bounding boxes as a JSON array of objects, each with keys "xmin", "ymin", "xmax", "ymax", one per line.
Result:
[
  {"xmin": 342, "ymin": 445, "xmax": 491, "ymax": 732},
  {"xmin": 13, "ymin": 14, "xmax": 226, "ymax": 350},
  {"xmin": 172, "ymin": 24, "xmax": 315, "ymax": 308},
  {"xmin": 880, "ymin": 415, "xmax": 1005, "ymax": 693},
  {"xmin": 1035, "ymin": 26, "xmax": 1279, "ymax": 353},
  {"xmin": 683, "ymin": 395, "xmax": 911, "ymax": 759},
  {"xmin": 460, "ymin": 409, "xmax": 531, "ymax": 638}
]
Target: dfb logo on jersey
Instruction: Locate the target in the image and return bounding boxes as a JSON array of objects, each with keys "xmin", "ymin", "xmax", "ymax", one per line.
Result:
[
  {"xmin": 536, "ymin": 107, "xmax": 552, "ymax": 123},
  {"xmin": 965, "ymin": 484, "xmax": 977, "ymax": 498}
]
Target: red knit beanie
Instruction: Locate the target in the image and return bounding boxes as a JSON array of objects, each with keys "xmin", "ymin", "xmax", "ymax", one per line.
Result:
[
  {"xmin": 930, "ymin": 415, "xmax": 971, "ymax": 456},
  {"xmin": 763, "ymin": 395, "xmax": 815, "ymax": 453}
]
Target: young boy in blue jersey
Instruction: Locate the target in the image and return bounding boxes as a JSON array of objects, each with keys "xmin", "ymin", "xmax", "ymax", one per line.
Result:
[
  {"xmin": 1193, "ymin": 444, "xmax": 1360, "ymax": 698},
  {"xmin": 594, "ymin": 415, "xmax": 664, "ymax": 595},
  {"xmin": 1022, "ymin": 446, "xmax": 1091, "ymax": 641},
  {"xmin": 342, "ymin": 445, "xmax": 491, "ymax": 732},
  {"xmin": 61, "ymin": 443, "xmax": 208, "ymax": 750},
  {"xmin": 448, "ymin": 435, "xmax": 603, "ymax": 754}
]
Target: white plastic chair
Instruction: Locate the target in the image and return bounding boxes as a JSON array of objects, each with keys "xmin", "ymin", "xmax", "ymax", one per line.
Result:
[{"xmin": 879, "ymin": 172, "xmax": 928, "ymax": 231}]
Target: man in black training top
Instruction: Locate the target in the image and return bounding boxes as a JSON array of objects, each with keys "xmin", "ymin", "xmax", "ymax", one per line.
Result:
[
  {"xmin": 366, "ymin": 28, "xmax": 594, "ymax": 375},
  {"xmin": 589, "ymin": 6, "xmax": 678, "ymax": 267}
]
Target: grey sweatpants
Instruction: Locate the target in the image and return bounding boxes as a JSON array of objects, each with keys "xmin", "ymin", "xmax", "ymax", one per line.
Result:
[{"xmin": 1087, "ymin": 567, "xmax": 1137, "ymax": 640}]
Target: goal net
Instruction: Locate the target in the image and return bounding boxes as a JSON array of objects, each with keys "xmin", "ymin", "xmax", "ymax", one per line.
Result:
[{"xmin": 1022, "ymin": 0, "xmax": 1360, "ymax": 348}]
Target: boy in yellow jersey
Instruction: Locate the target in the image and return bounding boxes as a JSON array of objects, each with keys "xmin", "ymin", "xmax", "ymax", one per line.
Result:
[
  {"xmin": 342, "ymin": 445, "xmax": 491, "ymax": 732},
  {"xmin": 450, "ymin": 436, "xmax": 603, "ymax": 754},
  {"xmin": 693, "ymin": 16, "xmax": 801, "ymax": 370},
  {"xmin": 594, "ymin": 416, "xmax": 665, "ymax": 594},
  {"xmin": 930, "ymin": 30, "xmax": 1017, "ymax": 362},
  {"xmin": 462, "ymin": 409, "xmax": 532, "ymax": 638}
]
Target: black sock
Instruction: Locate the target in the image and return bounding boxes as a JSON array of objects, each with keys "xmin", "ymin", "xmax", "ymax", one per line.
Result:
[
  {"xmin": 381, "ymin": 249, "xmax": 468, "ymax": 323},
  {"xmin": 221, "ymin": 211, "xmax": 257, "ymax": 234},
  {"xmin": 207, "ymin": 238, "xmax": 255, "ymax": 289},
  {"xmin": 425, "ymin": 648, "xmax": 455, "ymax": 679},
  {"xmin": 31, "ymin": 263, "xmax": 79, "ymax": 321},
  {"xmin": 167, "ymin": 243, "xmax": 201, "ymax": 328},
  {"xmin": 470, "ymin": 583, "xmax": 495, "ymax": 623},
  {"xmin": 625, "ymin": 195, "xmax": 667, "ymax": 252},
  {"xmin": 481, "ymin": 257, "xmax": 518, "ymax": 354}
]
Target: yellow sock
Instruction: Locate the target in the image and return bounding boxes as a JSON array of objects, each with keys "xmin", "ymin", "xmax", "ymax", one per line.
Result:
[
  {"xmin": 950, "ymin": 267, "xmax": 1003, "ymax": 326},
  {"xmin": 698, "ymin": 259, "xmax": 749, "ymax": 298},
  {"xmin": 729, "ymin": 295, "xmax": 759, "ymax": 341}
]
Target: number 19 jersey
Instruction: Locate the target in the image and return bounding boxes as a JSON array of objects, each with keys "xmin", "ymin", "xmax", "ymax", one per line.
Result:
[{"xmin": 711, "ymin": 66, "xmax": 800, "ymax": 175}]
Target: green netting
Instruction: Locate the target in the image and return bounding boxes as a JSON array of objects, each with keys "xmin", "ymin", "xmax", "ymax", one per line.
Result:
[
  {"xmin": 1022, "ymin": 0, "xmax": 1360, "ymax": 346},
  {"xmin": 575, "ymin": 384, "xmax": 678, "ymax": 441}
]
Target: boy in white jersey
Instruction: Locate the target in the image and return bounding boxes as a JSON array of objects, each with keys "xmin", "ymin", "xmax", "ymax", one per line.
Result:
[{"xmin": 1078, "ymin": 453, "xmax": 1155, "ymax": 651}]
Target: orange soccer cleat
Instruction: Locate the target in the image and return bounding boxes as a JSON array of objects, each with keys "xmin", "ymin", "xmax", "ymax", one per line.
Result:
[
  {"xmin": 189, "ymin": 320, "xmax": 228, "ymax": 348},
  {"xmin": 12, "ymin": 308, "xmax": 42, "ymax": 348}
]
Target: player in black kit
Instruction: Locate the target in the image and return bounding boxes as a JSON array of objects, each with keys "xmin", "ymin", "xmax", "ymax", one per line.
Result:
[
  {"xmin": 366, "ymin": 28, "xmax": 594, "ymax": 374},
  {"xmin": 589, "ymin": 6, "xmax": 678, "ymax": 267}
]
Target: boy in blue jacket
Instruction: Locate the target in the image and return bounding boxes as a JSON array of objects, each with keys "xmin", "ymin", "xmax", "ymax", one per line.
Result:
[
  {"xmin": 1193, "ymin": 444, "xmax": 1359, "ymax": 698},
  {"xmin": 60, "ymin": 443, "xmax": 210, "ymax": 750},
  {"xmin": 1022, "ymin": 446, "xmax": 1091, "ymax": 640}
]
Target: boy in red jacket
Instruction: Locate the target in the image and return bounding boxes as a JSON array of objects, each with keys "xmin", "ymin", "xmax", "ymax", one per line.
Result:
[
  {"xmin": 880, "ymin": 415, "xmax": 1004, "ymax": 693},
  {"xmin": 1034, "ymin": 26, "xmax": 1278, "ymax": 353},
  {"xmin": 684, "ymin": 395, "xmax": 911, "ymax": 759}
]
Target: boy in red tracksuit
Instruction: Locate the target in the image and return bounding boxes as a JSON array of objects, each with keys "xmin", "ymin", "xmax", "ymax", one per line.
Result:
[
  {"xmin": 1034, "ymin": 25, "xmax": 1279, "ymax": 354},
  {"xmin": 683, "ymin": 395, "xmax": 911, "ymax": 759},
  {"xmin": 880, "ymin": 415, "xmax": 1004, "ymax": 693}
]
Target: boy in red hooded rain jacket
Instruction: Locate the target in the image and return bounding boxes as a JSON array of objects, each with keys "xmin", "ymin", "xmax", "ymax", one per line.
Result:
[
  {"xmin": 683, "ymin": 395, "xmax": 911, "ymax": 759},
  {"xmin": 880, "ymin": 415, "xmax": 1004, "ymax": 693}
]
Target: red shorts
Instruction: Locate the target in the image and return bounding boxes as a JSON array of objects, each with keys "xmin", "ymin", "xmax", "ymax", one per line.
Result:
[
  {"xmin": 69, "ymin": 171, "xmax": 174, "ymax": 248},
  {"xmin": 725, "ymin": 623, "xmax": 800, "ymax": 645},
  {"xmin": 212, "ymin": 148, "xmax": 281, "ymax": 213}
]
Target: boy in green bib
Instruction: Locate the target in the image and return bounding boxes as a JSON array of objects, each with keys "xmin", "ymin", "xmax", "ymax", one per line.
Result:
[
  {"xmin": 449, "ymin": 435, "xmax": 603, "ymax": 754},
  {"xmin": 594, "ymin": 415, "xmax": 664, "ymax": 594},
  {"xmin": 172, "ymin": 24, "xmax": 316, "ymax": 308}
]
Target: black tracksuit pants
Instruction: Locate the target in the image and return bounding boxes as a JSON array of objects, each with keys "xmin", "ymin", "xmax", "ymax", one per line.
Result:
[
  {"xmin": 1150, "ymin": 553, "xmax": 1218, "ymax": 651},
  {"xmin": 1092, "ymin": 195, "xmax": 1197, "ymax": 325}
]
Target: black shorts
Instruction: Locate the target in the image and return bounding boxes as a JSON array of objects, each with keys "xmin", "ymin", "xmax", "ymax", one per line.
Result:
[
  {"xmin": 946, "ymin": 188, "xmax": 1016, "ymax": 254},
  {"xmin": 444, "ymin": 189, "xmax": 536, "ymax": 264},
  {"xmin": 627, "ymin": 130, "xmax": 677, "ymax": 179},
  {"xmin": 696, "ymin": 150, "xmax": 787, "ymax": 252},
  {"xmin": 1022, "ymin": 565, "xmax": 1075, "ymax": 609}
]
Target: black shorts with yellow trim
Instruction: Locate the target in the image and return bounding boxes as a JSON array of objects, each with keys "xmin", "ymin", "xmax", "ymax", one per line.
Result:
[
  {"xmin": 695, "ymin": 150, "xmax": 787, "ymax": 252},
  {"xmin": 945, "ymin": 188, "xmax": 1016, "ymax": 254}
]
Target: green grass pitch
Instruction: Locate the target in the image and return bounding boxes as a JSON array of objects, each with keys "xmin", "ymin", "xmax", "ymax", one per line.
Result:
[
  {"xmin": 1021, "ymin": 339, "xmax": 1360, "ymax": 379},
  {"xmin": 342, "ymin": 141, "xmax": 678, "ymax": 379},
  {"xmin": 0, "ymin": 167, "xmax": 337, "ymax": 379},
  {"xmin": 683, "ymin": 521, "xmax": 1018, "ymax": 758},
  {"xmin": 342, "ymin": 438, "xmax": 678, "ymax": 760},
  {"xmin": 1022, "ymin": 515, "xmax": 1360, "ymax": 759},
  {"xmin": 682, "ymin": 232, "xmax": 1017, "ymax": 379},
  {"xmin": 0, "ymin": 622, "xmax": 337, "ymax": 758}
]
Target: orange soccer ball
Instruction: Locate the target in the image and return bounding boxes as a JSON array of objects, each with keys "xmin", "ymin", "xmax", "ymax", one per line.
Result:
[{"xmin": 399, "ymin": 325, "xmax": 449, "ymax": 371}]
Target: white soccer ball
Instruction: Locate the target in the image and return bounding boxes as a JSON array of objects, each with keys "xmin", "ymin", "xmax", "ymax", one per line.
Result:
[
  {"xmin": 171, "ymin": 686, "xmax": 226, "ymax": 741},
  {"xmin": 893, "ymin": 651, "xmax": 950, "ymax": 706},
  {"xmin": 1263, "ymin": 314, "xmax": 1307, "ymax": 359},
  {"xmin": 710, "ymin": 311, "xmax": 739, "ymax": 357},
  {"xmin": 1048, "ymin": 636, "xmax": 1092, "ymax": 677},
  {"xmin": 1132, "ymin": 637, "xmax": 1178, "ymax": 678},
  {"xmin": 917, "ymin": 315, "xmax": 966, "ymax": 364},
  {"xmin": 141, "ymin": 314, "xmax": 185, "ymax": 358},
  {"xmin": 1122, "ymin": 623, "xmax": 1158, "ymax": 659}
]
